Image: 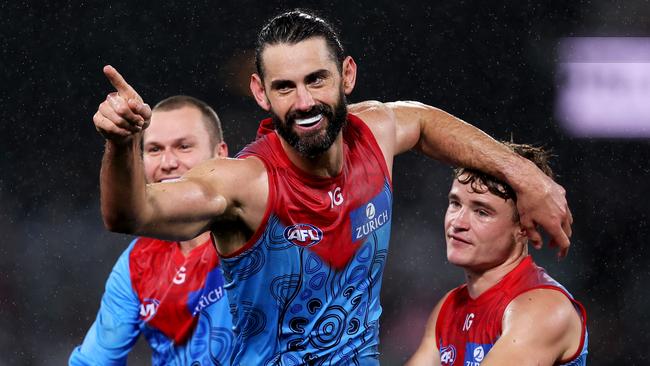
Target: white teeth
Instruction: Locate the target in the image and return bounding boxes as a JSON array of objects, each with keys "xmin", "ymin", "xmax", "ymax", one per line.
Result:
[
  {"xmin": 295, "ymin": 114, "xmax": 323, "ymax": 126},
  {"xmin": 160, "ymin": 177, "xmax": 181, "ymax": 183}
]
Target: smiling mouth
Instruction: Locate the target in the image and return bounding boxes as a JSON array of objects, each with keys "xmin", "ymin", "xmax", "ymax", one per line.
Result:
[
  {"xmin": 295, "ymin": 114, "xmax": 323, "ymax": 128},
  {"xmin": 158, "ymin": 177, "xmax": 181, "ymax": 183}
]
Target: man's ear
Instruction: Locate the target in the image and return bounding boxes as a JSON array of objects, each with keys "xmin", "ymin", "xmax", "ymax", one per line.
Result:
[
  {"xmin": 341, "ymin": 56, "xmax": 357, "ymax": 95},
  {"xmin": 214, "ymin": 142, "xmax": 228, "ymax": 158},
  {"xmin": 250, "ymin": 73, "xmax": 271, "ymax": 111},
  {"xmin": 516, "ymin": 225, "xmax": 529, "ymax": 246}
]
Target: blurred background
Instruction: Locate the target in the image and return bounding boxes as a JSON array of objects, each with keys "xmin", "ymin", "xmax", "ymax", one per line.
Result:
[{"xmin": 2, "ymin": 0, "xmax": 649, "ymax": 364}]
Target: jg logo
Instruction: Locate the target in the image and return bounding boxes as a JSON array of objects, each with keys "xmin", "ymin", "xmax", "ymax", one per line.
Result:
[
  {"xmin": 173, "ymin": 266, "xmax": 187, "ymax": 284},
  {"xmin": 462, "ymin": 313, "xmax": 474, "ymax": 331},
  {"xmin": 328, "ymin": 187, "xmax": 344, "ymax": 208}
]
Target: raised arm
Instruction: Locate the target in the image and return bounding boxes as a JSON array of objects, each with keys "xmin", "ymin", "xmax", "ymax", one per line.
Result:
[
  {"xmin": 481, "ymin": 289, "xmax": 585, "ymax": 366},
  {"xmin": 350, "ymin": 101, "xmax": 572, "ymax": 256},
  {"xmin": 94, "ymin": 66, "xmax": 266, "ymax": 242}
]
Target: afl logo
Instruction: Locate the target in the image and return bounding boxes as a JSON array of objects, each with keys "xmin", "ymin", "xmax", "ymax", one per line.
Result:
[
  {"xmin": 439, "ymin": 345, "xmax": 456, "ymax": 365},
  {"xmin": 365, "ymin": 203, "xmax": 376, "ymax": 220},
  {"xmin": 284, "ymin": 223, "xmax": 323, "ymax": 247},
  {"xmin": 139, "ymin": 298, "xmax": 160, "ymax": 322}
]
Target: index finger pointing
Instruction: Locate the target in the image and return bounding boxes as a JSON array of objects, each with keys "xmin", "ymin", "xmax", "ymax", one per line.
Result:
[{"xmin": 103, "ymin": 65, "xmax": 139, "ymax": 100}]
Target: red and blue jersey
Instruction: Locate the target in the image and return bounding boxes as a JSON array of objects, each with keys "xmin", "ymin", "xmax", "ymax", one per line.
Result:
[
  {"xmin": 435, "ymin": 256, "xmax": 588, "ymax": 366},
  {"xmin": 69, "ymin": 237, "xmax": 233, "ymax": 365},
  {"xmin": 223, "ymin": 114, "xmax": 392, "ymax": 365}
]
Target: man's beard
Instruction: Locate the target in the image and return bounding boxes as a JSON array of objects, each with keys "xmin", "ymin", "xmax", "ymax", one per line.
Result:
[{"xmin": 271, "ymin": 92, "xmax": 348, "ymax": 158}]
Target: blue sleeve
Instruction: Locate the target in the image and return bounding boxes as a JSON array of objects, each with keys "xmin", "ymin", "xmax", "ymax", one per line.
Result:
[{"xmin": 69, "ymin": 239, "xmax": 142, "ymax": 366}]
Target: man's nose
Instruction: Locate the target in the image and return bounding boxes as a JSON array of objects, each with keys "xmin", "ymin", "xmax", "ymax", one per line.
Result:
[
  {"xmin": 160, "ymin": 149, "xmax": 179, "ymax": 171},
  {"xmin": 294, "ymin": 84, "xmax": 316, "ymax": 111},
  {"xmin": 451, "ymin": 208, "xmax": 470, "ymax": 230}
]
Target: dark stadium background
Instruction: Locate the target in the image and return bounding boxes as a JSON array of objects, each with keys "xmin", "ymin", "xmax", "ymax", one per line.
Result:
[{"xmin": 1, "ymin": 1, "xmax": 648, "ymax": 364}]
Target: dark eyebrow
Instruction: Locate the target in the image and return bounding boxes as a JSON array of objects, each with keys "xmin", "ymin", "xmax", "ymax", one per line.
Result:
[
  {"xmin": 270, "ymin": 79, "xmax": 295, "ymax": 90},
  {"xmin": 469, "ymin": 199, "xmax": 496, "ymax": 212},
  {"xmin": 305, "ymin": 69, "xmax": 330, "ymax": 83},
  {"xmin": 448, "ymin": 192, "xmax": 497, "ymax": 212},
  {"xmin": 269, "ymin": 69, "xmax": 332, "ymax": 90}
]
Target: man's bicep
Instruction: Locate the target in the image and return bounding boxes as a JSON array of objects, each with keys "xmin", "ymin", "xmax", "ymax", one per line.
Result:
[
  {"xmin": 138, "ymin": 158, "xmax": 253, "ymax": 240},
  {"xmin": 349, "ymin": 101, "xmax": 429, "ymax": 169},
  {"xmin": 387, "ymin": 101, "xmax": 436, "ymax": 155},
  {"xmin": 141, "ymin": 177, "xmax": 225, "ymax": 239}
]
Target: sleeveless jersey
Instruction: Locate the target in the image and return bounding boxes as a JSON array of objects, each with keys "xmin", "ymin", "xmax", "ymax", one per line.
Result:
[
  {"xmin": 70, "ymin": 237, "xmax": 233, "ymax": 366},
  {"xmin": 224, "ymin": 114, "xmax": 392, "ymax": 365},
  {"xmin": 435, "ymin": 256, "xmax": 588, "ymax": 366},
  {"xmin": 130, "ymin": 237, "xmax": 234, "ymax": 365}
]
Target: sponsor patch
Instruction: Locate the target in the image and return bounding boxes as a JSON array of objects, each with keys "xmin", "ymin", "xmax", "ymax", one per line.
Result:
[
  {"xmin": 187, "ymin": 268, "xmax": 226, "ymax": 315},
  {"xmin": 464, "ymin": 342, "xmax": 493, "ymax": 365},
  {"xmin": 350, "ymin": 190, "xmax": 391, "ymax": 242}
]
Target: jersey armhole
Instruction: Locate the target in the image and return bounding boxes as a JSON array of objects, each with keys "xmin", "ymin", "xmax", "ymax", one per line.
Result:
[
  {"xmin": 434, "ymin": 289, "xmax": 457, "ymax": 349},
  {"xmin": 217, "ymin": 155, "xmax": 276, "ymax": 259},
  {"xmin": 349, "ymin": 113, "xmax": 393, "ymax": 188}
]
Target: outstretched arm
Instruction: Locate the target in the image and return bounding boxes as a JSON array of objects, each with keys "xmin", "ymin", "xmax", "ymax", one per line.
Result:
[
  {"xmin": 351, "ymin": 101, "xmax": 572, "ymax": 256},
  {"xmin": 481, "ymin": 289, "xmax": 585, "ymax": 366},
  {"xmin": 94, "ymin": 66, "xmax": 265, "ymax": 242}
]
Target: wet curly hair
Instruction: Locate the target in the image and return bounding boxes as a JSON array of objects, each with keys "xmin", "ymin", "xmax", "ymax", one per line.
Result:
[{"xmin": 453, "ymin": 142, "xmax": 554, "ymax": 203}]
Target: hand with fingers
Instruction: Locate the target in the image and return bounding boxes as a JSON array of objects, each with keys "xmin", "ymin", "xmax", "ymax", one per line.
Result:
[
  {"xmin": 516, "ymin": 173, "xmax": 573, "ymax": 259},
  {"xmin": 93, "ymin": 65, "xmax": 152, "ymax": 144}
]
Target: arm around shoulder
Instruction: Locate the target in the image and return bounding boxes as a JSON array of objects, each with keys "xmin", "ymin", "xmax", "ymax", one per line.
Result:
[
  {"xmin": 350, "ymin": 100, "xmax": 521, "ymax": 168},
  {"xmin": 351, "ymin": 100, "xmax": 572, "ymax": 256}
]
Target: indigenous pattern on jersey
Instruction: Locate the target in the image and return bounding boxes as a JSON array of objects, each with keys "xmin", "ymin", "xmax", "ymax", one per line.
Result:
[
  {"xmin": 224, "ymin": 114, "xmax": 392, "ymax": 365},
  {"xmin": 435, "ymin": 256, "xmax": 588, "ymax": 366},
  {"xmin": 69, "ymin": 237, "xmax": 233, "ymax": 366},
  {"xmin": 130, "ymin": 237, "xmax": 233, "ymax": 365}
]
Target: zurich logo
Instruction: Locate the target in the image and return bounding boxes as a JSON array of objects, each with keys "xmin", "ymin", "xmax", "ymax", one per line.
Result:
[
  {"xmin": 284, "ymin": 223, "xmax": 323, "ymax": 247},
  {"xmin": 365, "ymin": 203, "xmax": 376, "ymax": 220},
  {"xmin": 473, "ymin": 346, "xmax": 485, "ymax": 362}
]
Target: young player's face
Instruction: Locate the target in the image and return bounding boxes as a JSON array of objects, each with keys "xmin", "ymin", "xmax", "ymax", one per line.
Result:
[
  {"xmin": 444, "ymin": 176, "xmax": 525, "ymax": 272},
  {"xmin": 143, "ymin": 106, "xmax": 218, "ymax": 184},
  {"xmin": 255, "ymin": 37, "xmax": 353, "ymax": 157}
]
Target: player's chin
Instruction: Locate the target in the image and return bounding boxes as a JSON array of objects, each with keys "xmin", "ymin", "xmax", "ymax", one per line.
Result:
[{"xmin": 446, "ymin": 247, "xmax": 472, "ymax": 266}]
